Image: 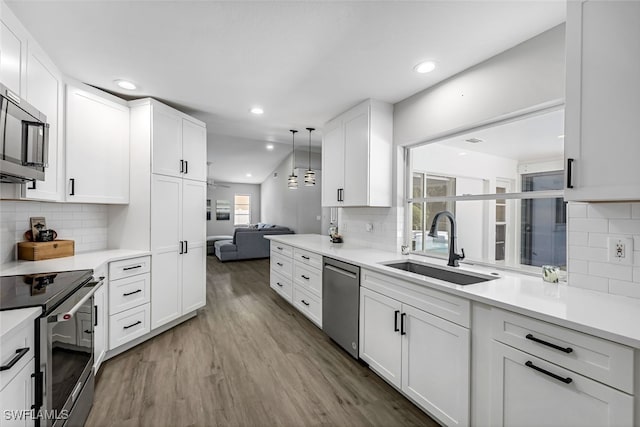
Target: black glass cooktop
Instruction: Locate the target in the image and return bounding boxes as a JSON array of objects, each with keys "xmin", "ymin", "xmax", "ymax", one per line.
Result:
[{"xmin": 0, "ymin": 269, "xmax": 93, "ymax": 313}]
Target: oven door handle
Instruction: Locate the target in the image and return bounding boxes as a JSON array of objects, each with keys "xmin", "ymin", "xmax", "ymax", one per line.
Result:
[{"xmin": 55, "ymin": 280, "xmax": 102, "ymax": 322}]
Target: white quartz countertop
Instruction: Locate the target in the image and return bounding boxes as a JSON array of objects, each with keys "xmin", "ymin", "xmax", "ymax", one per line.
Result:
[
  {"xmin": 1, "ymin": 307, "xmax": 41, "ymax": 340},
  {"xmin": 0, "ymin": 249, "xmax": 150, "ymax": 277},
  {"xmin": 266, "ymin": 234, "xmax": 640, "ymax": 349}
]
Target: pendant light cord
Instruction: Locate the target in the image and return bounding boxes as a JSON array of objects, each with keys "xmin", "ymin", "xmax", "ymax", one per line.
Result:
[{"xmin": 290, "ymin": 129, "xmax": 298, "ymax": 174}]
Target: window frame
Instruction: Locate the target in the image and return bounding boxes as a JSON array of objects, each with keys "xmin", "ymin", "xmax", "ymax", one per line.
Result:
[
  {"xmin": 403, "ymin": 101, "xmax": 566, "ymax": 273},
  {"xmin": 233, "ymin": 193, "xmax": 251, "ymax": 226}
]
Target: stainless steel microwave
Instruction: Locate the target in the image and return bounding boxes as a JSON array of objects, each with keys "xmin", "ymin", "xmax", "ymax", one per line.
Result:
[{"xmin": 0, "ymin": 82, "xmax": 49, "ymax": 183}]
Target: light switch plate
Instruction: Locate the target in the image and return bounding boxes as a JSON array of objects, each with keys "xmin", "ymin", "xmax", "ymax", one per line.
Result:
[{"xmin": 608, "ymin": 236, "xmax": 634, "ymax": 265}]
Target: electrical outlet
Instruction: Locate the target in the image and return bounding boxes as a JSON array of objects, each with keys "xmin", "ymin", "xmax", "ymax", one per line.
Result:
[
  {"xmin": 608, "ymin": 237, "xmax": 634, "ymax": 265},
  {"xmin": 365, "ymin": 223, "xmax": 373, "ymax": 232}
]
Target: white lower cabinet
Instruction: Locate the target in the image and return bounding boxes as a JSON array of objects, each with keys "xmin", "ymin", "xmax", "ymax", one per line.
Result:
[
  {"xmin": 491, "ymin": 341, "xmax": 633, "ymax": 427},
  {"xmin": 109, "ymin": 304, "xmax": 151, "ymax": 349},
  {"xmin": 359, "ymin": 286, "xmax": 469, "ymax": 426},
  {"xmin": 0, "ymin": 361, "xmax": 34, "ymax": 427},
  {"xmin": 93, "ymin": 283, "xmax": 107, "ymax": 373}
]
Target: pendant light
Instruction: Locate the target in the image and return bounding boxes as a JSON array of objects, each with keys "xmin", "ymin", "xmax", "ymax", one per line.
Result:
[
  {"xmin": 287, "ymin": 129, "xmax": 298, "ymax": 189},
  {"xmin": 304, "ymin": 128, "xmax": 316, "ymax": 186}
]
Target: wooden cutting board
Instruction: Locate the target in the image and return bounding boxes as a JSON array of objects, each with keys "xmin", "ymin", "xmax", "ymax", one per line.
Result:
[{"xmin": 17, "ymin": 240, "xmax": 75, "ymax": 261}]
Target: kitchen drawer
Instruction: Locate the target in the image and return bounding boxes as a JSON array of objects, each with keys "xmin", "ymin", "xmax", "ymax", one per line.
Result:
[
  {"xmin": 293, "ymin": 248, "xmax": 322, "ymax": 270},
  {"xmin": 293, "ymin": 262, "xmax": 322, "ymax": 297},
  {"xmin": 271, "ymin": 253, "xmax": 293, "ymax": 280},
  {"xmin": 0, "ymin": 319, "xmax": 35, "ymax": 388},
  {"xmin": 491, "ymin": 308, "xmax": 634, "ymax": 394},
  {"xmin": 292, "ymin": 284, "xmax": 322, "ymax": 327},
  {"xmin": 109, "ymin": 303, "xmax": 150, "ymax": 350},
  {"xmin": 109, "ymin": 273, "xmax": 150, "ymax": 315},
  {"xmin": 109, "ymin": 256, "xmax": 151, "ymax": 281},
  {"xmin": 270, "ymin": 270, "xmax": 293, "ymax": 302},
  {"xmin": 270, "ymin": 242, "xmax": 293, "ymax": 258},
  {"xmin": 361, "ymin": 269, "xmax": 470, "ymax": 328}
]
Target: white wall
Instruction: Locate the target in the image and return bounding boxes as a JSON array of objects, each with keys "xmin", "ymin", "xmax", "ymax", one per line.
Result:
[
  {"xmin": 340, "ymin": 25, "xmax": 565, "ymax": 251},
  {"xmin": 0, "ymin": 201, "xmax": 108, "ymax": 264},
  {"xmin": 207, "ymin": 182, "xmax": 261, "ymax": 236},
  {"xmin": 260, "ymin": 151, "xmax": 324, "ymax": 234}
]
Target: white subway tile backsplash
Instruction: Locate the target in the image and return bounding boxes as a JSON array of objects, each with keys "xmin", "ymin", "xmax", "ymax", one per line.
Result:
[
  {"xmin": 568, "ymin": 218, "xmax": 609, "ymax": 233},
  {"xmin": 609, "ymin": 280, "xmax": 640, "ymax": 299},
  {"xmin": 568, "ymin": 231, "xmax": 589, "ymax": 247},
  {"xmin": 587, "ymin": 233, "xmax": 608, "ymax": 248},
  {"xmin": 568, "ymin": 203, "xmax": 587, "ymax": 218},
  {"xmin": 568, "ymin": 273, "xmax": 609, "ymax": 293},
  {"xmin": 587, "ymin": 203, "xmax": 631, "ymax": 219},
  {"xmin": 632, "ymin": 203, "xmax": 640, "ymax": 219},
  {"xmin": 588, "ymin": 262, "xmax": 633, "ymax": 281},
  {"xmin": 0, "ymin": 201, "xmax": 108, "ymax": 264},
  {"xmin": 568, "ymin": 245, "xmax": 607, "ymax": 262},
  {"xmin": 568, "ymin": 259, "xmax": 588, "ymax": 274},
  {"xmin": 609, "ymin": 219, "xmax": 640, "ymax": 234},
  {"xmin": 634, "ymin": 267, "xmax": 640, "ymax": 283}
]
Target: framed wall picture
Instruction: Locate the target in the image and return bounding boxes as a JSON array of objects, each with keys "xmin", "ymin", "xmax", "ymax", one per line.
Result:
[
  {"xmin": 30, "ymin": 216, "xmax": 47, "ymax": 241},
  {"xmin": 207, "ymin": 199, "xmax": 212, "ymax": 221},
  {"xmin": 216, "ymin": 200, "xmax": 231, "ymax": 221}
]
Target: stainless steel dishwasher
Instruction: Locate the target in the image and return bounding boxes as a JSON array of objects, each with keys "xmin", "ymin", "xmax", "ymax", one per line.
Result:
[{"xmin": 322, "ymin": 257, "xmax": 360, "ymax": 359}]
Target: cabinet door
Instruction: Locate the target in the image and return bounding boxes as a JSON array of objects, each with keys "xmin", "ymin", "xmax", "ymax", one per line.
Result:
[
  {"xmin": 321, "ymin": 119, "xmax": 345, "ymax": 207},
  {"xmin": 490, "ymin": 341, "xmax": 633, "ymax": 427},
  {"xmin": 152, "ymin": 104, "xmax": 182, "ymax": 178},
  {"xmin": 181, "ymin": 179, "xmax": 206, "ymax": 313},
  {"xmin": 401, "ymin": 304, "xmax": 470, "ymax": 426},
  {"xmin": 151, "ymin": 174, "xmax": 182, "ymax": 328},
  {"xmin": 93, "ymin": 284, "xmax": 107, "ymax": 373},
  {"xmin": 0, "ymin": 359, "xmax": 34, "ymax": 427},
  {"xmin": 66, "ymin": 85, "xmax": 130, "ymax": 203},
  {"xmin": 565, "ymin": 0, "xmax": 640, "ymax": 201},
  {"xmin": 182, "ymin": 119, "xmax": 207, "ymax": 182},
  {"xmin": 359, "ymin": 287, "xmax": 402, "ymax": 388},
  {"xmin": 23, "ymin": 41, "xmax": 62, "ymax": 201},
  {"xmin": 342, "ymin": 103, "xmax": 370, "ymax": 206},
  {"xmin": 0, "ymin": 5, "xmax": 26, "ymax": 96}
]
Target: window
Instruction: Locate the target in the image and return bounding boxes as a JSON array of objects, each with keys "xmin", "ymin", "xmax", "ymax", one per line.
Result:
[
  {"xmin": 234, "ymin": 194, "xmax": 251, "ymax": 226},
  {"xmin": 406, "ymin": 107, "xmax": 566, "ymax": 271}
]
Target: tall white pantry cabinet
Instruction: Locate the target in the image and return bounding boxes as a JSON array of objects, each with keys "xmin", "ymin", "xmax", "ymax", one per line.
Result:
[{"xmin": 109, "ymin": 98, "xmax": 207, "ymax": 330}]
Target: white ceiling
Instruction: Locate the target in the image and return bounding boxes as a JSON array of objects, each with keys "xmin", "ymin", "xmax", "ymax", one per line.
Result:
[
  {"xmin": 6, "ymin": 1, "xmax": 566, "ymax": 184},
  {"xmin": 433, "ymin": 108, "xmax": 565, "ymax": 162}
]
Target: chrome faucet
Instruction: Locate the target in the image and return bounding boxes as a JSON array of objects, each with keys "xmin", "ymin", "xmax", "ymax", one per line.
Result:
[{"xmin": 428, "ymin": 211, "xmax": 465, "ymax": 267}]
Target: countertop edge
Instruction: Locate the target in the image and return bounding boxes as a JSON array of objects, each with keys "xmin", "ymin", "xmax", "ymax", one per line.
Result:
[
  {"xmin": 0, "ymin": 307, "xmax": 42, "ymax": 339},
  {"xmin": 265, "ymin": 234, "xmax": 640, "ymax": 349}
]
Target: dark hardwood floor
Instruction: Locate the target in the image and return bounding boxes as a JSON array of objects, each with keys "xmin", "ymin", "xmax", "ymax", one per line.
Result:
[{"xmin": 86, "ymin": 256, "xmax": 438, "ymax": 426}]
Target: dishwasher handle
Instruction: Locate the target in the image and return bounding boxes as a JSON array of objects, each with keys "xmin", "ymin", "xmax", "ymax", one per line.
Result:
[{"xmin": 324, "ymin": 264, "xmax": 357, "ymax": 279}]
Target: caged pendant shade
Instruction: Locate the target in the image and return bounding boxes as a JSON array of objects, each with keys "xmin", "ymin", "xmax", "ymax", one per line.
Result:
[
  {"xmin": 288, "ymin": 129, "xmax": 298, "ymax": 189},
  {"xmin": 304, "ymin": 127, "xmax": 316, "ymax": 186}
]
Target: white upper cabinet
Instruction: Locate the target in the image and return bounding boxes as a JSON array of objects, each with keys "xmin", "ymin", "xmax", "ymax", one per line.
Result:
[
  {"xmin": 22, "ymin": 41, "xmax": 63, "ymax": 201},
  {"xmin": 66, "ymin": 84, "xmax": 130, "ymax": 203},
  {"xmin": 321, "ymin": 99, "xmax": 393, "ymax": 207},
  {"xmin": 151, "ymin": 103, "xmax": 207, "ymax": 182},
  {"xmin": 564, "ymin": 0, "xmax": 640, "ymax": 201},
  {"xmin": 0, "ymin": 2, "xmax": 27, "ymax": 96}
]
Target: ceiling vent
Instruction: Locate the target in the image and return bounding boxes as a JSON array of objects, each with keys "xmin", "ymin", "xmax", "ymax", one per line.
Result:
[{"xmin": 465, "ymin": 138, "xmax": 483, "ymax": 144}]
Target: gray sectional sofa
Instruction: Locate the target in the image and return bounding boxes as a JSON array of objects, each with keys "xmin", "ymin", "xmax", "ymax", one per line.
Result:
[{"xmin": 214, "ymin": 224, "xmax": 294, "ymax": 261}]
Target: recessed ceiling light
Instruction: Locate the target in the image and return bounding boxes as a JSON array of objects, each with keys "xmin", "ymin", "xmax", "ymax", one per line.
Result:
[
  {"xmin": 246, "ymin": 173, "xmax": 252, "ymax": 177},
  {"xmin": 413, "ymin": 61, "xmax": 436, "ymax": 74},
  {"xmin": 465, "ymin": 138, "xmax": 483, "ymax": 144},
  {"xmin": 250, "ymin": 107, "xmax": 264, "ymax": 115},
  {"xmin": 266, "ymin": 144, "xmax": 274, "ymax": 150},
  {"xmin": 115, "ymin": 79, "xmax": 137, "ymax": 90},
  {"xmin": 458, "ymin": 152, "xmax": 468, "ymax": 156}
]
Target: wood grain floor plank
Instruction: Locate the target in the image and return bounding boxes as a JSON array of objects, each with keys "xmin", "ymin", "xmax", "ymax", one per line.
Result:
[{"xmin": 86, "ymin": 257, "xmax": 437, "ymax": 427}]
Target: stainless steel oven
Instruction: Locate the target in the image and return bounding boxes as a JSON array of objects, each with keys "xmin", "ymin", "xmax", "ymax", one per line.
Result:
[
  {"xmin": 35, "ymin": 276, "xmax": 102, "ymax": 427},
  {"xmin": 0, "ymin": 270, "xmax": 101, "ymax": 426}
]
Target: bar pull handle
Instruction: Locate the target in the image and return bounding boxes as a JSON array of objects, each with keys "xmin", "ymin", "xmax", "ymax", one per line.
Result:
[
  {"xmin": 276, "ymin": 282, "xmax": 283, "ymax": 287},
  {"xmin": 567, "ymin": 158, "xmax": 575, "ymax": 189},
  {"xmin": 184, "ymin": 161, "xmax": 188, "ymax": 174},
  {"xmin": 276, "ymin": 246, "xmax": 284, "ymax": 250},
  {"xmin": 276, "ymin": 262, "xmax": 283, "ymax": 267},
  {"xmin": 0, "ymin": 348, "xmax": 29, "ymax": 371},
  {"xmin": 69, "ymin": 178, "xmax": 75, "ymax": 196},
  {"xmin": 525, "ymin": 361, "xmax": 572, "ymax": 384},
  {"xmin": 179, "ymin": 241, "xmax": 184, "ymax": 254},
  {"xmin": 301, "ymin": 255, "xmax": 310, "ymax": 260},
  {"xmin": 337, "ymin": 188, "xmax": 340, "ymax": 202},
  {"xmin": 123, "ymin": 289, "xmax": 142, "ymax": 297},
  {"xmin": 301, "ymin": 300, "xmax": 310, "ymax": 306},
  {"xmin": 123, "ymin": 265, "xmax": 142, "ymax": 271},
  {"xmin": 123, "ymin": 320, "xmax": 142, "ymax": 330},
  {"xmin": 526, "ymin": 334, "xmax": 573, "ymax": 354},
  {"xmin": 185, "ymin": 240, "xmax": 188, "ymax": 254},
  {"xmin": 301, "ymin": 275, "xmax": 310, "ymax": 280},
  {"xmin": 400, "ymin": 313, "xmax": 407, "ymax": 335},
  {"xmin": 94, "ymin": 305, "xmax": 98, "ymax": 327},
  {"xmin": 180, "ymin": 159, "xmax": 184, "ymax": 173},
  {"xmin": 394, "ymin": 310, "xmax": 400, "ymax": 332}
]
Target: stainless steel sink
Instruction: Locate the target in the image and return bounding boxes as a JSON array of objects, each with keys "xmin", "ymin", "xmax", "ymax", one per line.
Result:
[{"xmin": 382, "ymin": 260, "xmax": 498, "ymax": 285}]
